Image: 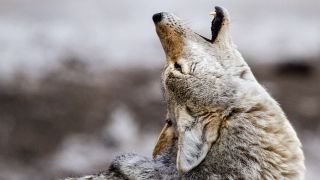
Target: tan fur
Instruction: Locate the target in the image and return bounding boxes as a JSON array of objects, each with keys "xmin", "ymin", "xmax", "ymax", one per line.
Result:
[
  {"xmin": 152, "ymin": 120, "xmax": 175, "ymax": 158},
  {"xmin": 156, "ymin": 19, "xmax": 185, "ymax": 62}
]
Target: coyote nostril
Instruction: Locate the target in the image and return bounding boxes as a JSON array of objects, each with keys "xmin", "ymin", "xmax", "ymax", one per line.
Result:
[{"xmin": 152, "ymin": 13, "xmax": 163, "ymax": 23}]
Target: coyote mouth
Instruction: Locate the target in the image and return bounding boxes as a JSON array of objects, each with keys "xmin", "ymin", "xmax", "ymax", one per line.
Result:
[
  {"xmin": 210, "ymin": 6, "xmax": 224, "ymax": 42},
  {"xmin": 199, "ymin": 6, "xmax": 224, "ymax": 43}
]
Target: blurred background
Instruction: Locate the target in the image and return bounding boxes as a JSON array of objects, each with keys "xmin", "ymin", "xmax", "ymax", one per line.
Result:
[{"xmin": 0, "ymin": 0, "xmax": 319, "ymax": 179}]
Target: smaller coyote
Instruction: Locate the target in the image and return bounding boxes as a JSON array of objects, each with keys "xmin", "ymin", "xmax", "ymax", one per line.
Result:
[{"xmin": 65, "ymin": 6, "xmax": 305, "ymax": 180}]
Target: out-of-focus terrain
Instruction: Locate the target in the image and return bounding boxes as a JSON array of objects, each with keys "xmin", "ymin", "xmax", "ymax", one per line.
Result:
[
  {"xmin": 0, "ymin": 0, "xmax": 319, "ymax": 179},
  {"xmin": 0, "ymin": 58, "xmax": 319, "ymax": 180}
]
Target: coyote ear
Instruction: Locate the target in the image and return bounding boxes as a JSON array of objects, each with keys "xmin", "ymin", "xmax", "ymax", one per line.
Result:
[
  {"xmin": 153, "ymin": 119, "xmax": 175, "ymax": 158},
  {"xmin": 176, "ymin": 111, "xmax": 220, "ymax": 173}
]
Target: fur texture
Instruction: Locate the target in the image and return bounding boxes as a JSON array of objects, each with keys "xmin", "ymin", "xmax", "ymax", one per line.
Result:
[{"xmin": 65, "ymin": 6, "xmax": 305, "ymax": 180}]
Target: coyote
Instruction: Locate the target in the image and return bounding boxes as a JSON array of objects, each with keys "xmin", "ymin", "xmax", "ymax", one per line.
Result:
[{"xmin": 65, "ymin": 6, "xmax": 305, "ymax": 180}]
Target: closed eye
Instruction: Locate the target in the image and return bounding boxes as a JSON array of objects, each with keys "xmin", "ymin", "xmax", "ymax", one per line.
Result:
[{"xmin": 174, "ymin": 62, "xmax": 182, "ymax": 73}]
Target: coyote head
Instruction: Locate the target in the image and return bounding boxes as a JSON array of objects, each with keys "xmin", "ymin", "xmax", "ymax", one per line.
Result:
[{"xmin": 153, "ymin": 7, "xmax": 258, "ymax": 173}]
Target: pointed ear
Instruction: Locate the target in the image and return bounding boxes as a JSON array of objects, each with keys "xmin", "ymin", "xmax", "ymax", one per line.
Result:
[
  {"xmin": 176, "ymin": 110, "xmax": 221, "ymax": 173},
  {"xmin": 152, "ymin": 119, "xmax": 175, "ymax": 158}
]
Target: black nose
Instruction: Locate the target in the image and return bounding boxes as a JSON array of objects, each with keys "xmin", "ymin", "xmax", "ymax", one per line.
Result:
[{"xmin": 152, "ymin": 13, "xmax": 163, "ymax": 23}]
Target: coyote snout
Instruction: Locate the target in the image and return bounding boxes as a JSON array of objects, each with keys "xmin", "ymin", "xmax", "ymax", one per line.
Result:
[{"xmin": 152, "ymin": 7, "xmax": 227, "ymax": 63}]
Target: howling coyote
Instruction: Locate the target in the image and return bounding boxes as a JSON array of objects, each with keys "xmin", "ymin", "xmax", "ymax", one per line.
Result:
[{"xmin": 65, "ymin": 6, "xmax": 305, "ymax": 180}]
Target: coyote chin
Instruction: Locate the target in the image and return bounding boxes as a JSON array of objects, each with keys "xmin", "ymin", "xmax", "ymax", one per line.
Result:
[{"xmin": 65, "ymin": 6, "xmax": 305, "ymax": 180}]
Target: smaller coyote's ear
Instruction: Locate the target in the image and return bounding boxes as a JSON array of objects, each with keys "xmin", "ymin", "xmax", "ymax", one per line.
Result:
[
  {"xmin": 176, "ymin": 109, "xmax": 221, "ymax": 173},
  {"xmin": 153, "ymin": 119, "xmax": 175, "ymax": 158}
]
